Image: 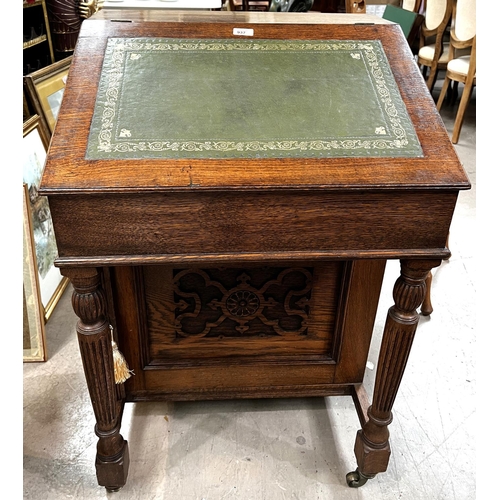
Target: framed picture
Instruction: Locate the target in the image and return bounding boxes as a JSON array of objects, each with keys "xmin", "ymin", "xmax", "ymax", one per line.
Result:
[
  {"xmin": 23, "ymin": 183, "xmax": 47, "ymax": 362},
  {"xmin": 23, "ymin": 115, "xmax": 69, "ymax": 334},
  {"xmin": 23, "ymin": 56, "xmax": 72, "ymax": 134},
  {"xmin": 23, "ymin": 88, "xmax": 32, "ymax": 122}
]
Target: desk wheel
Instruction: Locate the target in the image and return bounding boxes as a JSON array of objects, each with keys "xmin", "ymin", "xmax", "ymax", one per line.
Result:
[{"xmin": 346, "ymin": 468, "xmax": 371, "ymax": 488}]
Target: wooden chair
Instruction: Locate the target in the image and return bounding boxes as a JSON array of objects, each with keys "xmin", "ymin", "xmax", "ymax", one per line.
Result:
[
  {"xmin": 402, "ymin": 0, "xmax": 422, "ymax": 13},
  {"xmin": 436, "ymin": 0, "xmax": 476, "ymax": 144},
  {"xmin": 419, "ymin": 1, "xmax": 473, "ymax": 312},
  {"xmin": 417, "ymin": 0, "xmax": 454, "ymax": 91}
]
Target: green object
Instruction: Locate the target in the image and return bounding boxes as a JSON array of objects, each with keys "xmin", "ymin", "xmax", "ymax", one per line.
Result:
[
  {"xmin": 382, "ymin": 5, "xmax": 419, "ymax": 40},
  {"xmin": 86, "ymin": 38, "xmax": 422, "ymax": 160}
]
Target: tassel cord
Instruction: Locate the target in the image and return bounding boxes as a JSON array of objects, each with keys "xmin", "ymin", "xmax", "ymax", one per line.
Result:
[{"xmin": 109, "ymin": 325, "xmax": 134, "ymax": 384}]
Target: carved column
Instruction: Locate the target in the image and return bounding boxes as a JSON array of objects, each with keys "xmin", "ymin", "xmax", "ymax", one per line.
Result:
[
  {"xmin": 348, "ymin": 259, "xmax": 441, "ymax": 486},
  {"xmin": 61, "ymin": 267, "xmax": 129, "ymax": 491}
]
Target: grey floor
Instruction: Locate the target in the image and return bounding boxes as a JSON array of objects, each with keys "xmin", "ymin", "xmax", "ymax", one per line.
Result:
[{"xmin": 23, "ymin": 76, "xmax": 476, "ymax": 498}]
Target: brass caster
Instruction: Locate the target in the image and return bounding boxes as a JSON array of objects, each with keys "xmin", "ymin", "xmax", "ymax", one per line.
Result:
[
  {"xmin": 346, "ymin": 468, "xmax": 372, "ymax": 488},
  {"xmin": 105, "ymin": 486, "xmax": 123, "ymax": 493}
]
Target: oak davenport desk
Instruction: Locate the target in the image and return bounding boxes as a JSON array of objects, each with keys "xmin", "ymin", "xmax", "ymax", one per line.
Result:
[{"xmin": 39, "ymin": 10, "xmax": 470, "ymax": 491}]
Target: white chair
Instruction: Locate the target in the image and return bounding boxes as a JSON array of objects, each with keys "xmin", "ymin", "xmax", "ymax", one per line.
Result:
[
  {"xmin": 436, "ymin": 0, "xmax": 476, "ymax": 144},
  {"xmin": 402, "ymin": 0, "xmax": 422, "ymax": 13},
  {"xmin": 417, "ymin": 0, "xmax": 454, "ymax": 91}
]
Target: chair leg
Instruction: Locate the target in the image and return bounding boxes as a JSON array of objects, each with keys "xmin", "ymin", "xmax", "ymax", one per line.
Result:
[
  {"xmin": 451, "ymin": 80, "xmax": 474, "ymax": 144},
  {"xmin": 436, "ymin": 75, "xmax": 451, "ymax": 111},
  {"xmin": 451, "ymin": 81, "xmax": 459, "ymax": 106},
  {"xmin": 426, "ymin": 64, "xmax": 439, "ymax": 93}
]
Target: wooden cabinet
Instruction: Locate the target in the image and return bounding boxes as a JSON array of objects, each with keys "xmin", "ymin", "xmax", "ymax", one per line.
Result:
[
  {"xmin": 23, "ymin": 0, "xmax": 55, "ymax": 75},
  {"xmin": 40, "ymin": 10, "xmax": 470, "ymax": 491}
]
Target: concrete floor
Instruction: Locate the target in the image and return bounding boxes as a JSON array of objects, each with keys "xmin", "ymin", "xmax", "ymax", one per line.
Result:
[{"xmin": 23, "ymin": 76, "xmax": 476, "ymax": 497}]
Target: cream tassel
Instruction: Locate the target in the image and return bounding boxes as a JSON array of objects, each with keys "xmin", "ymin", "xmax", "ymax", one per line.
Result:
[{"xmin": 110, "ymin": 326, "xmax": 134, "ymax": 384}]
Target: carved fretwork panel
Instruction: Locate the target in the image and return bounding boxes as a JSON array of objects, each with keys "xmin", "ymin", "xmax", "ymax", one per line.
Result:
[
  {"xmin": 139, "ymin": 262, "xmax": 348, "ymax": 366},
  {"xmin": 173, "ymin": 267, "xmax": 313, "ymax": 339}
]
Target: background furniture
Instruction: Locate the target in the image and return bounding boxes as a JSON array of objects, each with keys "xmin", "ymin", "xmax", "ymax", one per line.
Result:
[
  {"xmin": 345, "ymin": 0, "xmax": 365, "ymax": 13},
  {"xmin": 310, "ymin": 0, "xmax": 367, "ymax": 13},
  {"xmin": 382, "ymin": 4, "xmax": 423, "ymax": 48},
  {"xmin": 436, "ymin": 0, "xmax": 476, "ymax": 144},
  {"xmin": 23, "ymin": 0, "xmax": 55, "ymax": 75},
  {"xmin": 102, "ymin": 0, "xmax": 223, "ymax": 9},
  {"xmin": 402, "ymin": 0, "xmax": 422, "ymax": 12},
  {"xmin": 417, "ymin": 0, "xmax": 454, "ymax": 91},
  {"xmin": 45, "ymin": 0, "xmax": 84, "ymax": 59},
  {"xmin": 40, "ymin": 9, "xmax": 469, "ymax": 492},
  {"xmin": 268, "ymin": 0, "xmax": 313, "ymax": 11}
]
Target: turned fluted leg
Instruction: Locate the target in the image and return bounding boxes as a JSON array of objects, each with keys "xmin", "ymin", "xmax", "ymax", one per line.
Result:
[
  {"xmin": 61, "ymin": 267, "xmax": 129, "ymax": 491},
  {"xmin": 347, "ymin": 259, "xmax": 441, "ymax": 487}
]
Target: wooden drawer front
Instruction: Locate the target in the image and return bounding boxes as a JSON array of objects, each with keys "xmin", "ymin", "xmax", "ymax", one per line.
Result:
[{"xmin": 141, "ymin": 262, "xmax": 344, "ymax": 366}]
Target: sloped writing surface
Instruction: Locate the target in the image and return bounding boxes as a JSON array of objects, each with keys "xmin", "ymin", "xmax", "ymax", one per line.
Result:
[{"xmin": 86, "ymin": 38, "xmax": 422, "ymax": 160}]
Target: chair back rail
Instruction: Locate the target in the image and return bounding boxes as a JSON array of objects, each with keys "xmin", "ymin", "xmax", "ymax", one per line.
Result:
[
  {"xmin": 454, "ymin": 0, "xmax": 476, "ymax": 42},
  {"xmin": 402, "ymin": 0, "xmax": 422, "ymax": 13},
  {"xmin": 418, "ymin": 0, "xmax": 454, "ymax": 90}
]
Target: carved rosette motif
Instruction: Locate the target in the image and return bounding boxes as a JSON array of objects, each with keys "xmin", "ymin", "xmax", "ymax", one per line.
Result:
[
  {"xmin": 173, "ymin": 267, "xmax": 313, "ymax": 338},
  {"xmin": 226, "ymin": 289, "xmax": 261, "ymax": 318}
]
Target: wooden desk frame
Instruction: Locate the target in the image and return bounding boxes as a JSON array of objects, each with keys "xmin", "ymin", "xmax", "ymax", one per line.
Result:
[{"xmin": 40, "ymin": 11, "xmax": 470, "ymax": 491}]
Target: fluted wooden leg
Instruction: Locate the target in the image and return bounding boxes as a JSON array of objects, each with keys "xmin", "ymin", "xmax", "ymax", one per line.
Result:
[
  {"xmin": 348, "ymin": 259, "xmax": 441, "ymax": 486},
  {"xmin": 61, "ymin": 267, "xmax": 129, "ymax": 491}
]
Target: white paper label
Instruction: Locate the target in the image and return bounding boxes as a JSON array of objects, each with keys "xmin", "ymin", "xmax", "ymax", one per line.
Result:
[{"xmin": 233, "ymin": 28, "xmax": 254, "ymax": 37}]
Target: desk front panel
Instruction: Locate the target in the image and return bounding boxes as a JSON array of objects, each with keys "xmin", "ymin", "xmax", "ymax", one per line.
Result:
[
  {"xmin": 106, "ymin": 259, "xmax": 385, "ymax": 400},
  {"xmin": 49, "ymin": 190, "xmax": 457, "ymax": 262}
]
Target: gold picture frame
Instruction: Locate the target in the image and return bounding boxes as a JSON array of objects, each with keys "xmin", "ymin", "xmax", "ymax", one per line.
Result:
[
  {"xmin": 23, "ymin": 183, "xmax": 47, "ymax": 362},
  {"xmin": 23, "ymin": 56, "xmax": 72, "ymax": 134},
  {"xmin": 23, "ymin": 115, "xmax": 69, "ymax": 342}
]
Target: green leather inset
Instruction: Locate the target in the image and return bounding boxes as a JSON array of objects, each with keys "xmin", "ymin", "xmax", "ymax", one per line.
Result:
[{"xmin": 86, "ymin": 38, "xmax": 422, "ymax": 160}]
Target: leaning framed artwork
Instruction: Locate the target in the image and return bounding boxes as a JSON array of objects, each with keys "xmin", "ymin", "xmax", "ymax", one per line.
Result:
[
  {"xmin": 23, "ymin": 56, "xmax": 72, "ymax": 134},
  {"xmin": 23, "ymin": 115, "xmax": 69, "ymax": 337},
  {"xmin": 23, "ymin": 183, "xmax": 47, "ymax": 362}
]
